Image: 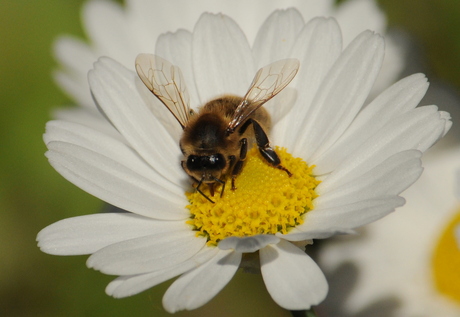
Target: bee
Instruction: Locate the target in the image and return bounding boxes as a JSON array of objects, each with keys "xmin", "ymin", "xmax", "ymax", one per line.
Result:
[{"xmin": 135, "ymin": 54, "xmax": 299, "ymax": 202}]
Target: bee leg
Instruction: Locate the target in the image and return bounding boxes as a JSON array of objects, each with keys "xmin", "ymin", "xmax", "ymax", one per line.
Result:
[
  {"xmin": 213, "ymin": 177, "xmax": 226, "ymax": 197},
  {"xmin": 250, "ymin": 119, "xmax": 292, "ymax": 177},
  {"xmin": 230, "ymin": 138, "xmax": 248, "ymax": 190},
  {"xmin": 196, "ymin": 177, "xmax": 215, "ymax": 203},
  {"xmin": 208, "ymin": 183, "xmax": 215, "ymax": 197}
]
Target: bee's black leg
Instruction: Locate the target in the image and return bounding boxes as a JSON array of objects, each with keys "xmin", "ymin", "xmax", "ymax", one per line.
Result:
[
  {"xmin": 196, "ymin": 177, "xmax": 215, "ymax": 203},
  {"xmin": 250, "ymin": 119, "xmax": 292, "ymax": 177},
  {"xmin": 213, "ymin": 177, "xmax": 226, "ymax": 197},
  {"xmin": 230, "ymin": 138, "xmax": 248, "ymax": 190}
]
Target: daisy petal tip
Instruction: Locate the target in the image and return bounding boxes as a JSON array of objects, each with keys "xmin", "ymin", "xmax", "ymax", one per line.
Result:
[
  {"xmin": 86, "ymin": 255, "xmax": 99, "ymax": 270},
  {"xmin": 260, "ymin": 241, "xmax": 328, "ymax": 310},
  {"xmin": 105, "ymin": 281, "xmax": 130, "ymax": 299}
]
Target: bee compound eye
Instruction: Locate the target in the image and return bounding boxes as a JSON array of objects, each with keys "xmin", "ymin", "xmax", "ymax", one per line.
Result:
[
  {"xmin": 186, "ymin": 155, "xmax": 201, "ymax": 171},
  {"xmin": 186, "ymin": 154, "xmax": 226, "ymax": 171},
  {"xmin": 208, "ymin": 154, "xmax": 226, "ymax": 169}
]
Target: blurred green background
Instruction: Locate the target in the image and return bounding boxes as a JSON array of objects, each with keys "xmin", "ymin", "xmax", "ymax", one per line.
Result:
[{"xmin": 1, "ymin": 0, "xmax": 460, "ymax": 316}]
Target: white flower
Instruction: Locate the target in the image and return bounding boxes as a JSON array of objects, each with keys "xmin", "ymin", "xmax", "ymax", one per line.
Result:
[
  {"xmin": 54, "ymin": 0, "xmax": 403, "ymax": 115},
  {"xmin": 38, "ymin": 8, "xmax": 451, "ymax": 312},
  {"xmin": 317, "ymin": 145, "xmax": 460, "ymax": 317}
]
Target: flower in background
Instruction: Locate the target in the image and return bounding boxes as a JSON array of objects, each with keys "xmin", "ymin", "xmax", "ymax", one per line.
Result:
[
  {"xmin": 54, "ymin": 0, "xmax": 403, "ymax": 119},
  {"xmin": 317, "ymin": 145, "xmax": 460, "ymax": 317},
  {"xmin": 38, "ymin": 2, "xmax": 451, "ymax": 312}
]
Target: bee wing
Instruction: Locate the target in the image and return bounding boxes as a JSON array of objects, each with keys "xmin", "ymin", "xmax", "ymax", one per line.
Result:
[
  {"xmin": 227, "ymin": 58, "xmax": 300, "ymax": 133},
  {"xmin": 135, "ymin": 54, "xmax": 192, "ymax": 129}
]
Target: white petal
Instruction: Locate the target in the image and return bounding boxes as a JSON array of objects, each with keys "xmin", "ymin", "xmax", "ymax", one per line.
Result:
[
  {"xmin": 192, "ymin": 13, "xmax": 254, "ymax": 103},
  {"xmin": 163, "ymin": 249, "xmax": 241, "ymax": 313},
  {"xmin": 51, "ymin": 107, "xmax": 124, "ymax": 142},
  {"xmin": 83, "ymin": 0, "xmax": 136, "ymax": 67},
  {"xmin": 294, "ymin": 31, "xmax": 384, "ymax": 161},
  {"xmin": 252, "ymin": 8, "xmax": 304, "ymax": 67},
  {"xmin": 155, "ymin": 30, "xmax": 200, "ymax": 108},
  {"xmin": 439, "ymin": 110, "xmax": 453, "ymax": 137},
  {"xmin": 87, "ymin": 229, "xmax": 206, "ymax": 275},
  {"xmin": 88, "ymin": 57, "xmax": 184, "ymax": 181},
  {"xmin": 315, "ymin": 74, "xmax": 429, "ymax": 174},
  {"xmin": 371, "ymin": 35, "xmax": 405, "ymax": 99},
  {"xmin": 52, "ymin": 36, "xmax": 97, "ymax": 107},
  {"xmin": 260, "ymin": 239, "xmax": 328, "ymax": 309},
  {"xmin": 334, "ymin": 0, "xmax": 386, "ymax": 45},
  {"xmin": 46, "ymin": 140, "xmax": 187, "ymax": 220},
  {"xmin": 273, "ymin": 17, "xmax": 342, "ymax": 147},
  {"xmin": 299, "ymin": 196, "xmax": 406, "ymax": 236},
  {"xmin": 106, "ymin": 246, "xmax": 219, "ymax": 298},
  {"xmin": 127, "ymin": 0, "xmax": 294, "ymax": 46},
  {"xmin": 319, "ymin": 106, "xmax": 447, "ymax": 189},
  {"xmin": 54, "ymin": 36, "xmax": 97, "ymax": 76},
  {"xmin": 218, "ymin": 235, "xmax": 280, "ymax": 253},
  {"xmin": 316, "ymin": 150, "xmax": 423, "ymax": 208},
  {"xmin": 53, "ymin": 70, "xmax": 92, "ymax": 108},
  {"xmin": 37, "ymin": 213, "xmax": 183, "ymax": 255},
  {"xmin": 45, "ymin": 120, "xmax": 186, "ymax": 215}
]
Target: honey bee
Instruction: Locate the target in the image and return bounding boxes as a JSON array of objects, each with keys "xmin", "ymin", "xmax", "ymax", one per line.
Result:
[{"xmin": 135, "ymin": 54, "xmax": 299, "ymax": 202}]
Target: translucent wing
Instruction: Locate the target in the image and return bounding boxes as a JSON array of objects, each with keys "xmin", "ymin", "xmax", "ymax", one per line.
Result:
[
  {"xmin": 135, "ymin": 54, "xmax": 192, "ymax": 129},
  {"xmin": 226, "ymin": 58, "xmax": 300, "ymax": 133}
]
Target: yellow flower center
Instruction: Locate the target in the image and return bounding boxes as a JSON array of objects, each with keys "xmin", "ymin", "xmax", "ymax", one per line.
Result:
[
  {"xmin": 432, "ymin": 209, "xmax": 460, "ymax": 304},
  {"xmin": 186, "ymin": 146, "xmax": 320, "ymax": 246}
]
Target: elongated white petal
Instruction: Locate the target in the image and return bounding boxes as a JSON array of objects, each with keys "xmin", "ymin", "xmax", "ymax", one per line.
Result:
[
  {"xmin": 53, "ymin": 36, "xmax": 97, "ymax": 107},
  {"xmin": 260, "ymin": 239, "xmax": 328, "ymax": 309},
  {"xmin": 192, "ymin": 13, "xmax": 254, "ymax": 102},
  {"xmin": 294, "ymin": 31, "xmax": 384, "ymax": 161},
  {"xmin": 45, "ymin": 120, "xmax": 183, "ymax": 196},
  {"xmin": 319, "ymin": 106, "xmax": 447, "ymax": 190},
  {"xmin": 88, "ymin": 57, "xmax": 183, "ymax": 182},
  {"xmin": 299, "ymin": 196, "xmax": 406, "ymax": 237},
  {"xmin": 252, "ymin": 8, "xmax": 304, "ymax": 67},
  {"xmin": 83, "ymin": 0, "xmax": 136, "ymax": 67},
  {"xmin": 53, "ymin": 70, "xmax": 92, "ymax": 108},
  {"xmin": 155, "ymin": 30, "xmax": 200, "ymax": 108},
  {"xmin": 315, "ymin": 74, "xmax": 429, "ymax": 173},
  {"xmin": 163, "ymin": 249, "xmax": 241, "ymax": 313},
  {"xmin": 106, "ymin": 246, "xmax": 219, "ymax": 298},
  {"xmin": 218, "ymin": 235, "xmax": 280, "ymax": 253},
  {"xmin": 54, "ymin": 36, "xmax": 97, "ymax": 76},
  {"xmin": 316, "ymin": 150, "xmax": 423, "ymax": 208},
  {"xmin": 334, "ymin": 0, "xmax": 385, "ymax": 45},
  {"xmin": 37, "ymin": 213, "xmax": 184, "ymax": 255},
  {"xmin": 273, "ymin": 17, "xmax": 342, "ymax": 147},
  {"xmin": 51, "ymin": 108, "xmax": 124, "ymax": 142},
  {"xmin": 87, "ymin": 229, "xmax": 206, "ymax": 275},
  {"xmin": 46, "ymin": 141, "xmax": 188, "ymax": 220}
]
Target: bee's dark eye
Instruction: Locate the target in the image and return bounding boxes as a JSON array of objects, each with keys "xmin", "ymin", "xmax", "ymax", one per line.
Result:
[{"xmin": 187, "ymin": 154, "xmax": 226, "ymax": 171}]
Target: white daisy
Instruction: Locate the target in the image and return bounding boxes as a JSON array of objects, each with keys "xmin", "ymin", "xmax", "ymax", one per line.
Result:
[
  {"xmin": 38, "ymin": 9, "xmax": 450, "ymax": 313},
  {"xmin": 54, "ymin": 0, "xmax": 403, "ymax": 116},
  {"xmin": 317, "ymin": 145, "xmax": 460, "ymax": 317}
]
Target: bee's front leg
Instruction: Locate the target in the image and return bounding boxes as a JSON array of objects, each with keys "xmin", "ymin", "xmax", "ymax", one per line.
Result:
[
  {"xmin": 250, "ymin": 119, "xmax": 292, "ymax": 177},
  {"xmin": 230, "ymin": 138, "xmax": 248, "ymax": 190}
]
